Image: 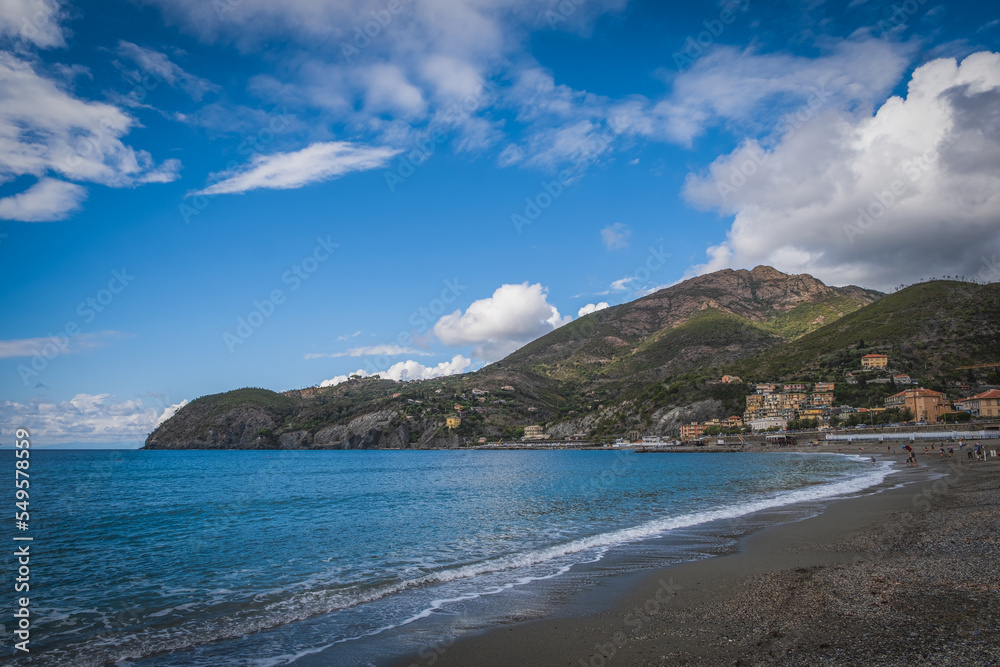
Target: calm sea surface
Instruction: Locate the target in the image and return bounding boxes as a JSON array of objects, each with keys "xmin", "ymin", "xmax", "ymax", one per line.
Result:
[{"xmin": 5, "ymin": 449, "xmax": 895, "ymax": 666}]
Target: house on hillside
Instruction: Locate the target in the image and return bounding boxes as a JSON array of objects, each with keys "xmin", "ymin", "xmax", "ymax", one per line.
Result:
[
  {"xmin": 861, "ymin": 353, "xmax": 889, "ymax": 369},
  {"xmin": 893, "ymin": 374, "xmax": 914, "ymax": 385}
]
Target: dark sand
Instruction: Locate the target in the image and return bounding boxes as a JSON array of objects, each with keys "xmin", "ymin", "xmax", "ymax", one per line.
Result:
[{"xmin": 393, "ymin": 450, "xmax": 1000, "ymax": 666}]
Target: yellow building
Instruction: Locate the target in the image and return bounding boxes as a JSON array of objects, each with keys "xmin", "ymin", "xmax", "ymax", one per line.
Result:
[
  {"xmin": 954, "ymin": 390, "xmax": 1000, "ymax": 418},
  {"xmin": 861, "ymin": 354, "xmax": 889, "ymax": 369},
  {"xmin": 814, "ymin": 382, "xmax": 836, "ymax": 392},
  {"xmin": 446, "ymin": 416, "xmax": 462, "ymax": 429}
]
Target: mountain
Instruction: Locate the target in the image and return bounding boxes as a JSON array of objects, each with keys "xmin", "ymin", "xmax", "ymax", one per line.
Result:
[
  {"xmin": 494, "ymin": 265, "xmax": 881, "ymax": 384},
  {"xmin": 147, "ymin": 269, "xmax": 1000, "ymax": 450}
]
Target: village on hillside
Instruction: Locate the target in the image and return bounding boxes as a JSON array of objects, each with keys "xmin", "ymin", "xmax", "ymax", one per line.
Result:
[{"xmin": 678, "ymin": 353, "xmax": 1000, "ymax": 441}]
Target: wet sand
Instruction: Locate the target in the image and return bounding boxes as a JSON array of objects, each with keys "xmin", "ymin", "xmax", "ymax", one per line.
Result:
[{"xmin": 392, "ymin": 451, "xmax": 1000, "ymax": 666}]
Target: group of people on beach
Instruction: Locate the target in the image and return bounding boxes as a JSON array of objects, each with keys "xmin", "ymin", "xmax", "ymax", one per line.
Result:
[{"xmin": 891, "ymin": 440, "xmax": 995, "ymax": 466}]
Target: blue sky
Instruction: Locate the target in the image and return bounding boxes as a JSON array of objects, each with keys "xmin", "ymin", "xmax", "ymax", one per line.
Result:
[{"xmin": 1, "ymin": 0, "xmax": 998, "ymax": 446}]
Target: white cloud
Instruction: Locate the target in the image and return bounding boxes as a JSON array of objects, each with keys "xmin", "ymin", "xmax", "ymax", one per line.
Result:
[
  {"xmin": 194, "ymin": 141, "xmax": 401, "ymax": 196},
  {"xmin": 116, "ymin": 41, "xmax": 220, "ymax": 101},
  {"xmin": 608, "ymin": 277, "xmax": 634, "ymax": 292},
  {"xmin": 154, "ymin": 398, "xmax": 189, "ymax": 426},
  {"xmin": 577, "ymin": 302, "xmax": 609, "ymax": 317},
  {"xmin": 0, "ymin": 0, "xmax": 66, "ymax": 48},
  {"xmin": 0, "ymin": 330, "xmax": 127, "ymax": 358},
  {"xmin": 600, "ymin": 222, "xmax": 630, "ymax": 250},
  {"xmin": 0, "ymin": 394, "xmax": 189, "ymax": 445},
  {"xmin": 320, "ymin": 354, "xmax": 473, "ymax": 387},
  {"xmin": 144, "ymin": 0, "xmax": 624, "ymax": 157},
  {"xmin": 336, "ymin": 330, "xmax": 363, "ymax": 341},
  {"xmin": 0, "ymin": 53, "xmax": 180, "ymax": 220},
  {"xmin": 683, "ymin": 51, "xmax": 1000, "ymax": 290},
  {"xmin": 361, "ymin": 63, "xmax": 426, "ymax": 116},
  {"xmin": 433, "ymin": 283, "xmax": 571, "ymax": 361},
  {"xmin": 497, "ymin": 38, "xmax": 914, "ymax": 170},
  {"xmin": 304, "ymin": 344, "xmax": 434, "ymax": 359},
  {"xmin": 0, "ymin": 177, "xmax": 86, "ymax": 222}
]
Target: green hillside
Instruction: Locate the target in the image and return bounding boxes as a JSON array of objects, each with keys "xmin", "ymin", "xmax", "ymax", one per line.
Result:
[{"xmin": 731, "ymin": 281, "xmax": 1000, "ymax": 385}]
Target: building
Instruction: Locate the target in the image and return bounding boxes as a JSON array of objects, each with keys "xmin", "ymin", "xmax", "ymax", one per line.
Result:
[
  {"xmin": 472, "ymin": 389, "xmax": 488, "ymax": 395},
  {"xmin": 884, "ymin": 388, "xmax": 949, "ymax": 423},
  {"xmin": 754, "ymin": 383, "xmax": 777, "ymax": 395},
  {"xmin": 810, "ymin": 392, "xmax": 835, "ymax": 407},
  {"xmin": 783, "ymin": 383, "xmax": 808, "ymax": 393},
  {"xmin": 861, "ymin": 353, "xmax": 889, "ymax": 369},
  {"xmin": 501, "ymin": 385, "xmax": 515, "ymax": 391},
  {"xmin": 446, "ymin": 416, "xmax": 462, "ymax": 429},
  {"xmin": 523, "ymin": 425, "xmax": 546, "ymax": 440},
  {"xmin": 749, "ymin": 416, "xmax": 788, "ymax": 431},
  {"xmin": 954, "ymin": 389, "xmax": 1000, "ymax": 418},
  {"xmin": 745, "ymin": 394, "xmax": 764, "ymax": 418},
  {"xmin": 893, "ymin": 374, "xmax": 914, "ymax": 385},
  {"xmin": 846, "ymin": 372, "xmax": 858, "ymax": 385},
  {"xmin": 720, "ymin": 375, "xmax": 742, "ymax": 384},
  {"xmin": 814, "ymin": 382, "xmax": 836, "ymax": 392},
  {"xmin": 680, "ymin": 423, "xmax": 707, "ymax": 440}
]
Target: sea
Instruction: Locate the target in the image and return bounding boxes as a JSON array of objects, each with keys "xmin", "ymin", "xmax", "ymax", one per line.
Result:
[{"xmin": 5, "ymin": 448, "xmax": 898, "ymax": 666}]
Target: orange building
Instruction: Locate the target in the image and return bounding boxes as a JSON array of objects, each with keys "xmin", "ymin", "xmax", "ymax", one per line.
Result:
[
  {"xmin": 680, "ymin": 423, "xmax": 707, "ymax": 440},
  {"xmin": 884, "ymin": 388, "xmax": 949, "ymax": 423}
]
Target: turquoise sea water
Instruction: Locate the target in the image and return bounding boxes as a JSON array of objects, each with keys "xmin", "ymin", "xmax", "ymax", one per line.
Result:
[{"xmin": 6, "ymin": 449, "xmax": 895, "ymax": 666}]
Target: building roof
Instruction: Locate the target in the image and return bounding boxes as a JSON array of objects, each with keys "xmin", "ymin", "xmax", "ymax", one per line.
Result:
[
  {"xmin": 863, "ymin": 353, "xmax": 888, "ymax": 358},
  {"xmin": 962, "ymin": 389, "xmax": 1000, "ymax": 400},
  {"xmin": 887, "ymin": 387, "xmax": 946, "ymax": 399}
]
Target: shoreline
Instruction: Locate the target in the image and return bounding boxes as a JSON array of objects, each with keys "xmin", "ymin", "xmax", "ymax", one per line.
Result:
[{"xmin": 388, "ymin": 453, "xmax": 1000, "ymax": 666}]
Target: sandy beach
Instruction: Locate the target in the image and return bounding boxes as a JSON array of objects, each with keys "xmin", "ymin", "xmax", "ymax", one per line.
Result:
[{"xmin": 391, "ymin": 450, "xmax": 1000, "ymax": 666}]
